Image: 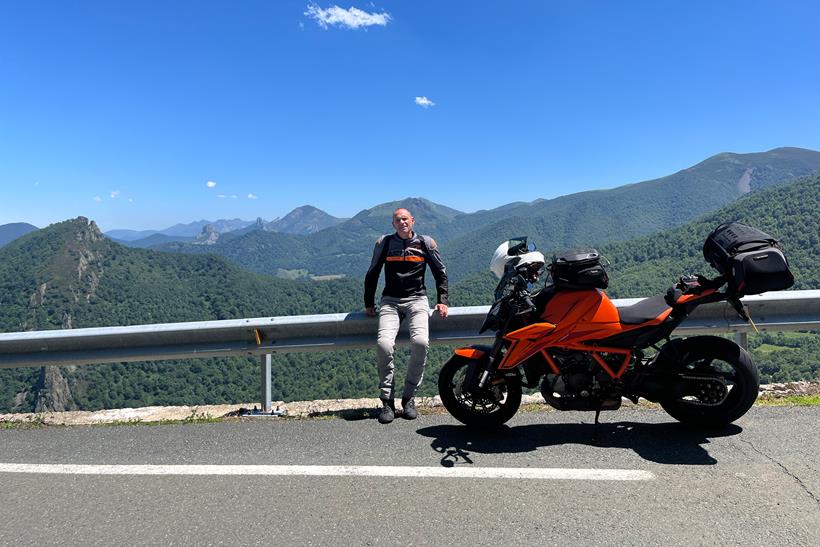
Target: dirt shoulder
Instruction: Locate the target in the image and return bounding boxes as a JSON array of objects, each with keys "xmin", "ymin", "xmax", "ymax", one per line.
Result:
[{"xmin": 1, "ymin": 381, "xmax": 818, "ymax": 426}]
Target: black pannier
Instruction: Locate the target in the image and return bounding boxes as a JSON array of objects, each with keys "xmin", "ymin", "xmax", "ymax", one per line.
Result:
[
  {"xmin": 550, "ymin": 249, "xmax": 609, "ymax": 290},
  {"xmin": 703, "ymin": 222, "xmax": 794, "ymax": 295}
]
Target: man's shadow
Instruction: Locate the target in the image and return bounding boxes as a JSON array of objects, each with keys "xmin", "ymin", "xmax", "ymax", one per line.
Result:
[{"xmin": 416, "ymin": 420, "xmax": 742, "ymax": 467}]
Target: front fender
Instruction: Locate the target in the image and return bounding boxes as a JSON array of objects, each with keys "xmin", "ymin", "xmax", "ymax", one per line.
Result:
[
  {"xmin": 453, "ymin": 345, "xmax": 492, "ymax": 362},
  {"xmin": 445, "ymin": 345, "xmax": 520, "ymax": 396}
]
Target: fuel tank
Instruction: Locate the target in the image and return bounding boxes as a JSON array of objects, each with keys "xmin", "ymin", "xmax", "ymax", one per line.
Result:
[{"xmin": 540, "ymin": 289, "xmax": 619, "ymax": 328}]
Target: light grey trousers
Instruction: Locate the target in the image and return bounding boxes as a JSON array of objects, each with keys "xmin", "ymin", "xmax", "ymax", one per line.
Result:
[{"xmin": 376, "ymin": 295, "xmax": 430, "ymax": 400}]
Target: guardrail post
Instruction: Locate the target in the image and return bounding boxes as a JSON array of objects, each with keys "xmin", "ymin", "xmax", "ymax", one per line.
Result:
[
  {"xmin": 735, "ymin": 332, "xmax": 748, "ymax": 350},
  {"xmin": 261, "ymin": 353, "xmax": 272, "ymax": 413}
]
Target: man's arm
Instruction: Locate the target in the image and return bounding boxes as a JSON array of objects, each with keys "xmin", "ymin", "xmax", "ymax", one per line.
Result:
[
  {"xmin": 423, "ymin": 236, "xmax": 448, "ymax": 315},
  {"xmin": 364, "ymin": 235, "xmax": 388, "ymax": 311}
]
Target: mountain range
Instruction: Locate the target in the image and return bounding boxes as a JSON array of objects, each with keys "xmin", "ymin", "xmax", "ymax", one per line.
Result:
[
  {"xmin": 106, "ymin": 218, "xmax": 256, "ymax": 242},
  {"xmin": 106, "ymin": 205, "xmax": 349, "ymax": 248},
  {"xmin": 148, "ymin": 147, "xmax": 820, "ymax": 282}
]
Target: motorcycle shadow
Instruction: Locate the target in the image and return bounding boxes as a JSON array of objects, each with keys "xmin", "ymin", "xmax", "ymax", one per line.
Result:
[{"xmin": 416, "ymin": 420, "xmax": 742, "ymax": 466}]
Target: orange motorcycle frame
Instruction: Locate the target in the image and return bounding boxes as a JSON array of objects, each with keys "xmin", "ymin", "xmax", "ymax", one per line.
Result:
[{"xmin": 496, "ymin": 288, "xmax": 715, "ymax": 380}]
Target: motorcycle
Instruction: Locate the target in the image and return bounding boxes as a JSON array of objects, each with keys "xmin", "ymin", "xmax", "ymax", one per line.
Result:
[{"xmin": 438, "ymin": 224, "xmax": 794, "ymax": 429}]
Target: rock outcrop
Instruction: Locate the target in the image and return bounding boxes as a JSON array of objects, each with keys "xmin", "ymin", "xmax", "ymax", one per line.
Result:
[
  {"xmin": 194, "ymin": 224, "xmax": 219, "ymax": 245},
  {"xmin": 33, "ymin": 366, "xmax": 77, "ymax": 412}
]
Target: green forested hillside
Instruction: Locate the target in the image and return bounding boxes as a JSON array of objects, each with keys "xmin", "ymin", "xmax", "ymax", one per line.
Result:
[
  {"xmin": 450, "ymin": 170, "xmax": 820, "ymax": 304},
  {"xmin": 603, "ymin": 171, "xmax": 820, "ymax": 298},
  {"xmin": 442, "ymin": 147, "xmax": 820, "ymax": 280},
  {"xmin": 0, "ymin": 218, "xmax": 362, "ymax": 330},
  {"xmin": 0, "ymin": 218, "xmax": 366, "ymax": 412}
]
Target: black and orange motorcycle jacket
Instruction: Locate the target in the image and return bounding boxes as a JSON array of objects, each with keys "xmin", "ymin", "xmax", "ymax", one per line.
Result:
[{"xmin": 364, "ymin": 232, "xmax": 448, "ymax": 308}]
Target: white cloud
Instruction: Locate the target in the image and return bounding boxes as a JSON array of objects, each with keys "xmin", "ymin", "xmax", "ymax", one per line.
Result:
[
  {"xmin": 217, "ymin": 194, "xmax": 227, "ymax": 199},
  {"xmin": 128, "ymin": 198, "xmax": 134, "ymax": 203},
  {"xmin": 305, "ymin": 3, "xmax": 391, "ymax": 30},
  {"xmin": 110, "ymin": 190, "xmax": 120, "ymax": 199},
  {"xmin": 415, "ymin": 96, "xmax": 435, "ymax": 108},
  {"xmin": 93, "ymin": 196, "xmax": 102, "ymax": 202},
  {"xmin": 230, "ymin": 194, "xmax": 238, "ymax": 199},
  {"xmin": 206, "ymin": 180, "xmax": 217, "ymax": 188},
  {"xmin": 248, "ymin": 193, "xmax": 258, "ymax": 200}
]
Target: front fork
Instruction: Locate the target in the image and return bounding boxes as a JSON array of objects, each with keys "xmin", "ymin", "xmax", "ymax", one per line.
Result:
[{"xmin": 476, "ymin": 333, "xmax": 507, "ymax": 390}]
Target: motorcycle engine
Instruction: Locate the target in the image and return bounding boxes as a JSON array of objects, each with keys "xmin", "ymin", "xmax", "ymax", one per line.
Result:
[{"xmin": 540, "ymin": 351, "xmax": 621, "ymax": 411}]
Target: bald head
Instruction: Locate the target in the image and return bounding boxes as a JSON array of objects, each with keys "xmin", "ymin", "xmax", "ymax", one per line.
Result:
[{"xmin": 392, "ymin": 208, "xmax": 415, "ymax": 239}]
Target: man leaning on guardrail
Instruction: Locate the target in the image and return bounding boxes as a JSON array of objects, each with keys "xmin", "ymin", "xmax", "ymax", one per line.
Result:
[{"xmin": 364, "ymin": 207, "xmax": 449, "ymax": 424}]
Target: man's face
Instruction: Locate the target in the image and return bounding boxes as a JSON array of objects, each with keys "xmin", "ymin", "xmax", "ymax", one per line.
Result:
[{"xmin": 392, "ymin": 209, "xmax": 415, "ymax": 238}]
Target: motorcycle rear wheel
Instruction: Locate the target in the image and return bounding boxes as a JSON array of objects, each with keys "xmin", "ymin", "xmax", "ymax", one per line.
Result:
[
  {"xmin": 438, "ymin": 356, "xmax": 522, "ymax": 428},
  {"xmin": 657, "ymin": 336, "xmax": 759, "ymax": 428}
]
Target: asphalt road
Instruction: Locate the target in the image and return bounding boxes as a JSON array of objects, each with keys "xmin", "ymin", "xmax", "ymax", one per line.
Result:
[{"xmin": 1, "ymin": 406, "xmax": 818, "ymax": 545}]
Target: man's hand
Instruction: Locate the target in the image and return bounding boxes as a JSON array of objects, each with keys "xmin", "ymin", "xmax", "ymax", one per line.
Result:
[
  {"xmin": 365, "ymin": 306, "xmax": 377, "ymax": 317},
  {"xmin": 435, "ymin": 303, "xmax": 449, "ymax": 318}
]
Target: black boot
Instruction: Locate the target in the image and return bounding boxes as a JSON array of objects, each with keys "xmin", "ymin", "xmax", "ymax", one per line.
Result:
[
  {"xmin": 378, "ymin": 398, "xmax": 395, "ymax": 424},
  {"xmin": 401, "ymin": 397, "xmax": 417, "ymax": 420}
]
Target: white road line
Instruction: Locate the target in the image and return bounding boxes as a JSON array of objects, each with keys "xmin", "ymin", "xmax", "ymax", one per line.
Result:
[{"xmin": 0, "ymin": 463, "xmax": 654, "ymax": 480}]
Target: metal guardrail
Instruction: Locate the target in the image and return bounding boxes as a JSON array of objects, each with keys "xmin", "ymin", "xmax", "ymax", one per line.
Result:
[{"xmin": 1, "ymin": 290, "xmax": 819, "ymax": 412}]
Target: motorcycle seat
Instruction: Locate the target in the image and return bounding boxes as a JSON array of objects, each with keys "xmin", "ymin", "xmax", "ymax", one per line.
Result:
[{"xmin": 618, "ymin": 295, "xmax": 672, "ymax": 324}]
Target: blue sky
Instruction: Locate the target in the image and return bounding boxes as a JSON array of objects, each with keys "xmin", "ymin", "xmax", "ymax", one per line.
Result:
[{"xmin": 2, "ymin": 1, "xmax": 819, "ymax": 231}]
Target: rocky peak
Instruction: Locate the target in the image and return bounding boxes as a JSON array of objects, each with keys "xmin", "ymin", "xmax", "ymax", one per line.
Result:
[
  {"xmin": 22, "ymin": 218, "xmax": 108, "ymax": 330},
  {"xmin": 194, "ymin": 224, "xmax": 220, "ymax": 245},
  {"xmin": 73, "ymin": 217, "xmax": 104, "ymax": 244}
]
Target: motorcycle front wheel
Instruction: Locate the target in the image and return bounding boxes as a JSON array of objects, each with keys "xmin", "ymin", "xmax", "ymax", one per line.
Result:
[
  {"xmin": 657, "ymin": 335, "xmax": 759, "ymax": 428},
  {"xmin": 438, "ymin": 356, "xmax": 522, "ymax": 428}
]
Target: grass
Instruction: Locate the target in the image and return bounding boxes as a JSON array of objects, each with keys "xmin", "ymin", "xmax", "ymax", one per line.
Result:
[
  {"xmin": 103, "ymin": 409, "xmax": 221, "ymax": 426},
  {"xmin": 0, "ymin": 414, "xmax": 49, "ymax": 429},
  {"xmin": 755, "ymin": 344, "xmax": 796, "ymax": 353},
  {"xmin": 0, "ymin": 420, "xmax": 48, "ymax": 430},
  {"xmin": 757, "ymin": 393, "xmax": 820, "ymax": 406}
]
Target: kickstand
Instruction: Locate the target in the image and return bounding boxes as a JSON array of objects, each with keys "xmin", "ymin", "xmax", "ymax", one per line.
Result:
[{"xmin": 591, "ymin": 408, "xmax": 603, "ymax": 444}]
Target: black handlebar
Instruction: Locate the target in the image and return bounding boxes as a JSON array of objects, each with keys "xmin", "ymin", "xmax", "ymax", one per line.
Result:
[{"xmin": 517, "ymin": 295, "xmax": 536, "ymax": 315}]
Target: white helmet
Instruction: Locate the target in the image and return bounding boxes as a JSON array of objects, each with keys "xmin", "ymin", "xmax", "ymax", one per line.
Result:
[{"xmin": 489, "ymin": 239, "xmax": 545, "ymax": 279}]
